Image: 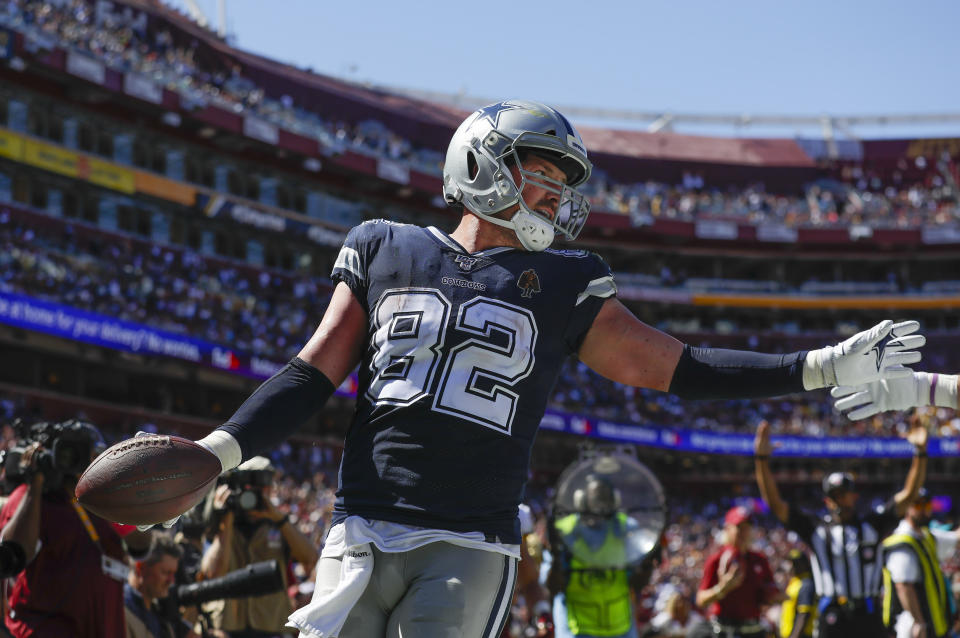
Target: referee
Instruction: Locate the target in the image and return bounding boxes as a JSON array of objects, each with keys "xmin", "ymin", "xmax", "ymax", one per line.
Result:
[{"xmin": 754, "ymin": 420, "xmax": 928, "ymax": 638}]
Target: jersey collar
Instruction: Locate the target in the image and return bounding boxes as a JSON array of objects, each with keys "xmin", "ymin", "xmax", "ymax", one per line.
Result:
[{"xmin": 425, "ymin": 226, "xmax": 515, "ymax": 257}]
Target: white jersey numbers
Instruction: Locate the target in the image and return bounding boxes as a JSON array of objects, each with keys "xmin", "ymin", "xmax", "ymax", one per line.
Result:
[
  {"xmin": 366, "ymin": 288, "xmax": 538, "ymax": 435},
  {"xmin": 368, "ymin": 288, "xmax": 450, "ymax": 406}
]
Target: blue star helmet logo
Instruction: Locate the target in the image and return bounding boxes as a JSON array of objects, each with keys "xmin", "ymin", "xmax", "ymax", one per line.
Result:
[{"xmin": 477, "ymin": 100, "xmax": 530, "ymax": 128}]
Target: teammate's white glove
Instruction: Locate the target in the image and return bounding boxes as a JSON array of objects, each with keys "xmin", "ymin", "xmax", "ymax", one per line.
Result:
[
  {"xmin": 802, "ymin": 320, "xmax": 924, "ymax": 390},
  {"xmin": 832, "ymin": 372, "xmax": 960, "ymax": 420}
]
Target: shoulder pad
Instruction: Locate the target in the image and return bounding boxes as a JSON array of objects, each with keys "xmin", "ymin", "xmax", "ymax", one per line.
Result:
[
  {"xmin": 544, "ymin": 248, "xmax": 591, "ymax": 258},
  {"xmin": 364, "ymin": 218, "xmax": 409, "ymax": 228}
]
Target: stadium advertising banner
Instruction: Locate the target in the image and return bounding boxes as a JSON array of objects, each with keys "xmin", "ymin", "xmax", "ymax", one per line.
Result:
[
  {"xmin": 123, "ymin": 72, "xmax": 163, "ymax": 105},
  {"xmin": 538, "ymin": 409, "xmax": 960, "ymax": 459},
  {"xmin": 0, "ymin": 290, "xmax": 952, "ymax": 457},
  {"xmin": 65, "ymin": 50, "xmax": 105, "ymax": 85},
  {"xmin": 134, "ymin": 170, "xmax": 196, "ymax": 205},
  {"xmin": 83, "ymin": 157, "xmax": 136, "ymax": 194},
  {"xmin": 0, "ymin": 129, "xmax": 23, "ymax": 161},
  {"xmin": 22, "ymin": 138, "xmax": 80, "ymax": 178},
  {"xmin": 197, "ymin": 192, "xmax": 346, "ymax": 247},
  {"xmin": 0, "ymin": 291, "xmax": 358, "ymax": 396},
  {"xmin": 0, "ymin": 126, "xmax": 189, "ymax": 203}
]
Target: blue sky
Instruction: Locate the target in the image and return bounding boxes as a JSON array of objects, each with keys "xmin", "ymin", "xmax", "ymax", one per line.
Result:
[{"xmin": 166, "ymin": 0, "xmax": 960, "ymax": 138}]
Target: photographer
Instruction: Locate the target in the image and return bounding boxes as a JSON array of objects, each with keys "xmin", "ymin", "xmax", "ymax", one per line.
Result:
[
  {"xmin": 125, "ymin": 533, "xmax": 200, "ymax": 638},
  {"xmin": 0, "ymin": 420, "xmax": 153, "ymax": 638},
  {"xmin": 200, "ymin": 457, "xmax": 317, "ymax": 637}
]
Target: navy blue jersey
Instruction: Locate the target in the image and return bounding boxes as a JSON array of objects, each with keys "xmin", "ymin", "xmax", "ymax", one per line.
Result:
[{"xmin": 330, "ymin": 221, "xmax": 615, "ymax": 543}]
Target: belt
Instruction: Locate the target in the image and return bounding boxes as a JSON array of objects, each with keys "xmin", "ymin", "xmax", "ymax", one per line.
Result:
[
  {"xmin": 710, "ymin": 618, "xmax": 767, "ymax": 637},
  {"xmin": 818, "ymin": 596, "xmax": 875, "ymax": 614}
]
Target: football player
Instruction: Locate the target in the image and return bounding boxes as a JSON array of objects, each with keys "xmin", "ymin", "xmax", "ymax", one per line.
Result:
[{"xmin": 180, "ymin": 100, "xmax": 924, "ymax": 637}]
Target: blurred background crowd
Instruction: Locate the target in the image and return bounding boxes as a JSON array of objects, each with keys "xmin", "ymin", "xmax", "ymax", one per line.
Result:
[{"xmin": 0, "ymin": 0, "xmax": 957, "ymax": 636}]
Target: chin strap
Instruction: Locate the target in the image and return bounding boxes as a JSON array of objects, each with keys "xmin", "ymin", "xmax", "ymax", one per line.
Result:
[{"xmin": 512, "ymin": 210, "xmax": 554, "ymax": 251}]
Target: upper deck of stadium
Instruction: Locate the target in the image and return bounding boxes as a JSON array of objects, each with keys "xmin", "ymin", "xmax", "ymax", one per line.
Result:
[{"xmin": 0, "ymin": 0, "xmax": 956, "ymax": 251}]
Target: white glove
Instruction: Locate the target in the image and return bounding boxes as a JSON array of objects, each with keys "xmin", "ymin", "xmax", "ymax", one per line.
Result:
[
  {"xmin": 131, "ymin": 430, "xmax": 183, "ymax": 531},
  {"xmin": 803, "ymin": 320, "xmax": 924, "ymax": 390},
  {"xmin": 136, "ymin": 517, "xmax": 180, "ymax": 532},
  {"xmin": 832, "ymin": 371, "xmax": 960, "ymax": 420}
]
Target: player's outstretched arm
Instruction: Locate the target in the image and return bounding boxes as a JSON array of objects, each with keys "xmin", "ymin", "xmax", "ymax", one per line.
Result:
[
  {"xmin": 197, "ymin": 282, "xmax": 367, "ymax": 471},
  {"xmin": 578, "ymin": 299, "xmax": 924, "ymax": 400},
  {"xmin": 832, "ymin": 372, "xmax": 959, "ymax": 421}
]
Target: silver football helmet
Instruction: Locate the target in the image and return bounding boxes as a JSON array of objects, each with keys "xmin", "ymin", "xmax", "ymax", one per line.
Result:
[{"xmin": 443, "ymin": 100, "xmax": 592, "ymax": 251}]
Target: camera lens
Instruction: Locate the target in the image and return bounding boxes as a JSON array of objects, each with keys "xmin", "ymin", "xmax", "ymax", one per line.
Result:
[{"xmin": 238, "ymin": 490, "xmax": 259, "ymax": 510}]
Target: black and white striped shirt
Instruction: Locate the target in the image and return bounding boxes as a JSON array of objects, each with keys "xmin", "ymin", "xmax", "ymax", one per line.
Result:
[{"xmin": 786, "ymin": 504, "xmax": 899, "ymax": 601}]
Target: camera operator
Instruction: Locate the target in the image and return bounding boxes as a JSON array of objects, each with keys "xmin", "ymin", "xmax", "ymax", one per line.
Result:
[
  {"xmin": 170, "ymin": 505, "xmax": 211, "ymax": 638},
  {"xmin": 125, "ymin": 532, "xmax": 201, "ymax": 638},
  {"xmin": 0, "ymin": 420, "xmax": 153, "ymax": 638},
  {"xmin": 200, "ymin": 456, "xmax": 317, "ymax": 637}
]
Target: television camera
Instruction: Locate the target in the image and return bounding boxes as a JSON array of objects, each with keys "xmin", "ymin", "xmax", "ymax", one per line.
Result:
[{"xmin": 2, "ymin": 419, "xmax": 105, "ymax": 492}]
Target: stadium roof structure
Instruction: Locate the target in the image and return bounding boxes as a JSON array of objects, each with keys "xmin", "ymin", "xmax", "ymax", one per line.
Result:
[
  {"xmin": 390, "ymin": 87, "xmax": 960, "ymax": 154},
  {"xmin": 133, "ymin": 1, "xmax": 960, "ymax": 166}
]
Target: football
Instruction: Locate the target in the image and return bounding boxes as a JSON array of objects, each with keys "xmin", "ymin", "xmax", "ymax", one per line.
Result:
[{"xmin": 75, "ymin": 434, "xmax": 221, "ymax": 526}]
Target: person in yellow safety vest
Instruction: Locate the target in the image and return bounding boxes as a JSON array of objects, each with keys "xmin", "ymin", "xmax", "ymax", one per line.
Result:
[
  {"xmin": 546, "ymin": 475, "xmax": 653, "ymax": 638},
  {"xmin": 780, "ymin": 549, "xmax": 815, "ymax": 638},
  {"xmin": 883, "ymin": 488, "xmax": 959, "ymax": 638}
]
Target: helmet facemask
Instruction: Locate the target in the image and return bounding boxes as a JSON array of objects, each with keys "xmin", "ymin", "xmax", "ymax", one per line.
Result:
[
  {"xmin": 483, "ymin": 132, "xmax": 591, "ymax": 251},
  {"xmin": 443, "ymin": 100, "xmax": 593, "ymax": 252}
]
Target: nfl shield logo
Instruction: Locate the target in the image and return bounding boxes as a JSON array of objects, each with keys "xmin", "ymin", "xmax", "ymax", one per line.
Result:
[{"xmin": 455, "ymin": 255, "xmax": 493, "ymax": 272}]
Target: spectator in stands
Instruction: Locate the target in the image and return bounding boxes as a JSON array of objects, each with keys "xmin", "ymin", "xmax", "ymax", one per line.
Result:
[
  {"xmin": 754, "ymin": 419, "xmax": 928, "ymax": 638},
  {"xmin": 0, "ymin": 420, "xmax": 153, "ymax": 638},
  {"xmin": 648, "ymin": 589, "xmax": 703, "ymax": 637},
  {"xmin": 7, "ymin": 0, "xmax": 960, "ymax": 231},
  {"xmin": 692, "ymin": 506, "xmax": 779, "ymax": 638}
]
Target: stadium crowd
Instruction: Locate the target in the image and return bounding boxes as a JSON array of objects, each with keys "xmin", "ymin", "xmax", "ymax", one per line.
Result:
[
  {"xmin": 1, "ymin": 0, "xmax": 959, "ymax": 230},
  {"xmin": 0, "ymin": 0, "xmax": 445, "ymax": 175},
  {"xmin": 551, "ymin": 359, "xmax": 960, "ymax": 439},
  {"xmin": 585, "ymin": 169, "xmax": 959, "ymax": 229},
  {"xmin": 0, "ymin": 211, "xmax": 333, "ymax": 360},
  {"xmin": 6, "ymin": 208, "xmax": 960, "ymax": 440},
  {"xmin": 0, "ymin": 3, "xmax": 958, "ymax": 638},
  {"xmin": 3, "ymin": 402, "xmax": 959, "ymax": 637}
]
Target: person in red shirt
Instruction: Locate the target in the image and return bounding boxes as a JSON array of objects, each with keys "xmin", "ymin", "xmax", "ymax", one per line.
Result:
[
  {"xmin": 693, "ymin": 506, "xmax": 780, "ymax": 638},
  {"xmin": 0, "ymin": 421, "xmax": 151, "ymax": 638}
]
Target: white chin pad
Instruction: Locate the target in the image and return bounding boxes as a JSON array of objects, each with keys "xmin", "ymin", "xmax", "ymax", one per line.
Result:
[{"xmin": 512, "ymin": 210, "xmax": 554, "ymax": 251}]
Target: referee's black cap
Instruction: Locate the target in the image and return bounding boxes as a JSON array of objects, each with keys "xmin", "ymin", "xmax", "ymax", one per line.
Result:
[{"xmin": 822, "ymin": 471, "xmax": 856, "ymax": 498}]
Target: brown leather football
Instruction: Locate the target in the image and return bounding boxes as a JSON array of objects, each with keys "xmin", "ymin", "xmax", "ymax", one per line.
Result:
[{"xmin": 75, "ymin": 434, "xmax": 220, "ymax": 525}]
